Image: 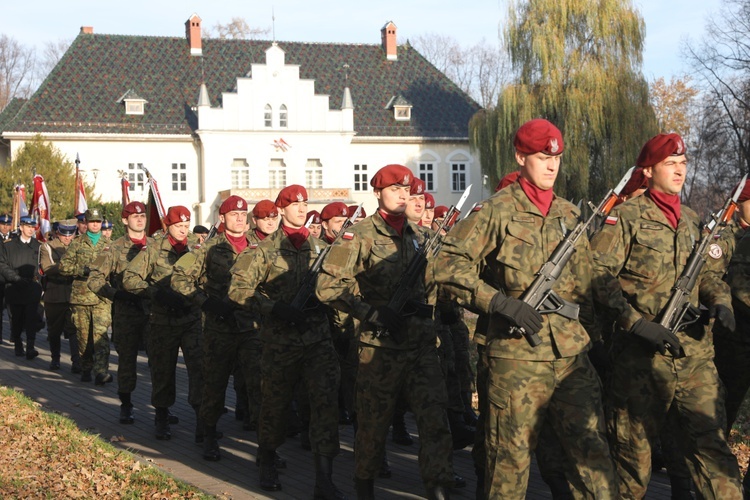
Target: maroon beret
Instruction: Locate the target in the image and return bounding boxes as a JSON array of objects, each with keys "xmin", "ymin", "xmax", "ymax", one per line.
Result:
[
  {"xmin": 320, "ymin": 202, "xmax": 348, "ymax": 221},
  {"xmin": 275, "ymin": 185, "xmax": 308, "ymax": 208},
  {"xmin": 164, "ymin": 206, "xmax": 191, "ymax": 226},
  {"xmin": 348, "ymin": 205, "xmax": 366, "ymax": 218},
  {"xmin": 620, "ymin": 167, "xmax": 648, "ymax": 197},
  {"xmin": 434, "ymin": 205, "xmax": 449, "ymax": 219},
  {"xmin": 424, "ymin": 193, "xmax": 435, "ymax": 209},
  {"xmin": 252, "ymin": 200, "xmax": 278, "ymax": 219},
  {"xmin": 495, "ymin": 171, "xmax": 521, "ymax": 192},
  {"xmin": 370, "ymin": 164, "xmax": 413, "ymax": 189},
  {"xmin": 410, "ymin": 177, "xmax": 426, "ymax": 196},
  {"xmin": 121, "ymin": 201, "xmax": 146, "ymax": 219},
  {"xmin": 306, "ymin": 210, "xmax": 322, "ymax": 224},
  {"xmin": 514, "ymin": 119, "xmax": 564, "ymax": 156},
  {"xmin": 636, "ymin": 133, "xmax": 686, "ymax": 168},
  {"xmin": 737, "ymin": 179, "xmax": 750, "ymax": 203},
  {"xmin": 220, "ymin": 195, "xmax": 248, "ymax": 215}
]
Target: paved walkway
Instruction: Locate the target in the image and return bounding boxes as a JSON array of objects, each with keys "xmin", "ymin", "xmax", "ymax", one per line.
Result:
[{"xmin": 0, "ymin": 320, "xmax": 673, "ymax": 499}]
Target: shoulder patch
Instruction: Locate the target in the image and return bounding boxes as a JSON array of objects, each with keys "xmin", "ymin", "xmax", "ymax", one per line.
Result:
[
  {"xmin": 708, "ymin": 243, "xmax": 723, "ymax": 259},
  {"xmin": 605, "ymin": 216, "xmax": 618, "ymax": 225},
  {"xmin": 342, "ymin": 231, "xmax": 354, "ymax": 240},
  {"xmin": 249, "ymin": 243, "xmax": 259, "ymax": 249}
]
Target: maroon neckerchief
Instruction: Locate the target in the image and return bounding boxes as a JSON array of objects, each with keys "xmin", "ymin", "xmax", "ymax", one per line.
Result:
[
  {"xmin": 378, "ymin": 209, "xmax": 405, "ymax": 236},
  {"xmin": 519, "ymin": 176, "xmax": 554, "ymax": 216},
  {"xmin": 647, "ymin": 189, "xmax": 681, "ymax": 229},
  {"xmin": 254, "ymin": 228, "xmax": 268, "ymax": 241},
  {"xmin": 167, "ymin": 234, "xmax": 187, "ymax": 254},
  {"xmin": 129, "ymin": 235, "xmax": 147, "ymax": 250},
  {"xmin": 324, "ymin": 233, "xmax": 335, "ymax": 244},
  {"xmin": 281, "ymin": 224, "xmax": 309, "ymax": 249},
  {"xmin": 225, "ymin": 232, "xmax": 248, "ymax": 254}
]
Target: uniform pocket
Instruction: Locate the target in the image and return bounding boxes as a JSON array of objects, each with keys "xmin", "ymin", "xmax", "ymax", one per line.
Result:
[{"xmin": 488, "ymin": 381, "xmax": 511, "ymax": 410}]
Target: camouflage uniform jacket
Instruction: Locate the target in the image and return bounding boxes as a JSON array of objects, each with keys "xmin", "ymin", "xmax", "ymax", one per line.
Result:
[
  {"xmin": 433, "ymin": 181, "xmax": 599, "ymax": 361},
  {"xmin": 122, "ymin": 233, "xmax": 200, "ymax": 325},
  {"xmin": 39, "ymin": 238, "xmax": 73, "ymax": 303},
  {"xmin": 228, "ymin": 228, "xmax": 330, "ymax": 346},
  {"xmin": 590, "ymin": 193, "xmax": 732, "ymax": 357},
  {"xmin": 58, "ymin": 233, "xmax": 111, "ymax": 306},
  {"xmin": 725, "ymin": 224, "xmax": 750, "ymax": 317},
  {"xmin": 315, "ymin": 211, "xmax": 437, "ymax": 350},
  {"xmin": 172, "ymin": 232, "xmax": 260, "ymax": 333}
]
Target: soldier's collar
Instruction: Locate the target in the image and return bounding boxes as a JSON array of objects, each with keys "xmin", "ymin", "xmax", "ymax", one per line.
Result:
[{"xmin": 639, "ymin": 195, "xmax": 675, "ymax": 230}]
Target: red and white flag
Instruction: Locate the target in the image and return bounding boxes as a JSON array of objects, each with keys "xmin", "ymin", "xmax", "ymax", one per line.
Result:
[
  {"xmin": 31, "ymin": 174, "xmax": 51, "ymax": 241},
  {"xmin": 121, "ymin": 176, "xmax": 131, "ymax": 206},
  {"xmin": 75, "ymin": 165, "xmax": 88, "ymax": 216}
]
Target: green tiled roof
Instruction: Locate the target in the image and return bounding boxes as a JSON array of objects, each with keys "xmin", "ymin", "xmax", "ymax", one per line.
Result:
[
  {"xmin": 0, "ymin": 98, "xmax": 27, "ymax": 133},
  {"xmin": 2, "ymin": 33, "xmax": 480, "ymax": 138}
]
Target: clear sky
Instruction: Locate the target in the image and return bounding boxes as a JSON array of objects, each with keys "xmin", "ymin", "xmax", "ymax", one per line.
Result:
[{"xmin": 3, "ymin": 0, "xmax": 723, "ymax": 82}]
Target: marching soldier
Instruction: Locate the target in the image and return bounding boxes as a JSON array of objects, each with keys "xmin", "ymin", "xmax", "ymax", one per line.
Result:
[
  {"xmin": 0, "ymin": 216, "xmax": 43, "ymax": 359},
  {"xmin": 87, "ymin": 201, "xmax": 151, "ymax": 424},
  {"xmin": 307, "ymin": 210, "xmax": 323, "ymax": 239},
  {"xmin": 122, "ymin": 205, "xmax": 203, "ymax": 441},
  {"xmin": 315, "ymin": 165, "xmax": 454, "ymax": 499},
  {"xmin": 228, "ymin": 185, "xmax": 344, "ymax": 499},
  {"xmin": 40, "ymin": 220, "xmax": 79, "ymax": 371},
  {"xmin": 435, "ymin": 119, "xmax": 616, "ymax": 499},
  {"xmin": 590, "ymin": 133, "xmax": 741, "ymax": 499},
  {"xmin": 58, "ymin": 208, "xmax": 112, "ymax": 384}
]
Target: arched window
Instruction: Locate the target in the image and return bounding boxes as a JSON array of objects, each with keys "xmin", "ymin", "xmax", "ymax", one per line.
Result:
[
  {"xmin": 264, "ymin": 104, "xmax": 272, "ymax": 128},
  {"xmin": 279, "ymin": 104, "xmax": 288, "ymax": 128}
]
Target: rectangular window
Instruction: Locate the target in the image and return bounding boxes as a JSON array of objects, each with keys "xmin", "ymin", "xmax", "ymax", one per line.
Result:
[
  {"xmin": 125, "ymin": 101, "xmax": 144, "ymax": 115},
  {"xmin": 353, "ymin": 164, "xmax": 368, "ymax": 192},
  {"xmin": 279, "ymin": 105, "xmax": 288, "ymax": 128},
  {"xmin": 231, "ymin": 158, "xmax": 250, "ymax": 189},
  {"xmin": 127, "ymin": 163, "xmax": 145, "ymax": 191},
  {"xmin": 172, "ymin": 163, "xmax": 187, "ymax": 191},
  {"xmin": 305, "ymin": 159, "xmax": 323, "ymax": 189},
  {"xmin": 264, "ymin": 105, "xmax": 272, "ymax": 128},
  {"xmin": 451, "ymin": 163, "xmax": 467, "ymax": 192},
  {"xmin": 419, "ymin": 163, "xmax": 435, "ymax": 191},
  {"xmin": 269, "ymin": 159, "xmax": 287, "ymax": 189}
]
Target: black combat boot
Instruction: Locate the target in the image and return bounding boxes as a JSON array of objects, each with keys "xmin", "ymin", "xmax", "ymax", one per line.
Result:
[
  {"xmin": 425, "ymin": 484, "xmax": 450, "ymax": 500},
  {"xmin": 81, "ymin": 370, "xmax": 92, "ymax": 382},
  {"xmin": 118, "ymin": 392, "xmax": 134, "ymax": 424},
  {"xmin": 25, "ymin": 336, "xmax": 38, "ymax": 360},
  {"xmin": 378, "ymin": 451, "xmax": 392, "ymax": 478},
  {"xmin": 668, "ymin": 475, "xmax": 693, "ymax": 500},
  {"xmin": 313, "ymin": 455, "xmax": 347, "ymax": 499},
  {"xmin": 258, "ymin": 448, "xmax": 282, "ymax": 491},
  {"xmin": 448, "ymin": 410, "xmax": 475, "ymax": 450},
  {"xmin": 49, "ymin": 357, "xmax": 61, "ymax": 370},
  {"xmin": 255, "ymin": 450, "xmax": 288, "ymax": 469},
  {"xmin": 354, "ymin": 477, "xmax": 374, "ymax": 500},
  {"xmin": 14, "ymin": 338, "xmax": 25, "ymax": 357},
  {"xmin": 452, "ymin": 474, "xmax": 466, "ymax": 489},
  {"xmin": 202, "ymin": 425, "xmax": 221, "ymax": 461},
  {"xmin": 391, "ymin": 410, "xmax": 413, "ymax": 446},
  {"xmin": 154, "ymin": 407, "xmax": 171, "ymax": 440}
]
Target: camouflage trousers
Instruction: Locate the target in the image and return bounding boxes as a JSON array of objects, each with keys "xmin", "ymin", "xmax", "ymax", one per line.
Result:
[
  {"xmin": 112, "ymin": 302, "xmax": 149, "ymax": 395},
  {"xmin": 147, "ymin": 318, "xmax": 203, "ymax": 408},
  {"xmin": 607, "ymin": 339, "xmax": 742, "ymax": 499},
  {"xmin": 258, "ymin": 339, "xmax": 340, "ymax": 457},
  {"xmin": 199, "ymin": 324, "xmax": 262, "ymax": 427},
  {"xmin": 450, "ymin": 319, "xmax": 474, "ymax": 394},
  {"xmin": 71, "ymin": 302, "xmax": 111, "ymax": 375},
  {"xmin": 355, "ymin": 343, "xmax": 453, "ymax": 487},
  {"xmin": 486, "ymin": 353, "xmax": 616, "ymax": 500},
  {"xmin": 44, "ymin": 301, "xmax": 78, "ymax": 364}
]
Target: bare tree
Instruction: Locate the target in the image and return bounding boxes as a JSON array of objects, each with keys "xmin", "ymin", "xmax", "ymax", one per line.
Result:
[
  {"xmin": 0, "ymin": 34, "xmax": 36, "ymax": 111},
  {"xmin": 36, "ymin": 38, "xmax": 72, "ymax": 82},
  {"xmin": 204, "ymin": 17, "xmax": 270, "ymax": 40}
]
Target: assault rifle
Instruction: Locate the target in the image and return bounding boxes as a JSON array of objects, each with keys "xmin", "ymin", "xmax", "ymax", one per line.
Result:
[
  {"xmin": 376, "ymin": 185, "xmax": 472, "ymax": 341},
  {"xmin": 511, "ymin": 167, "xmax": 636, "ymax": 347},
  {"xmin": 289, "ymin": 203, "xmax": 363, "ymax": 311},
  {"xmin": 657, "ymin": 174, "xmax": 747, "ymax": 355},
  {"xmin": 205, "ymin": 222, "xmax": 219, "ymax": 241}
]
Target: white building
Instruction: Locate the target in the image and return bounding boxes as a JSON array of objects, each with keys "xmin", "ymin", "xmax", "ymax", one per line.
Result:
[{"xmin": 0, "ymin": 15, "xmax": 482, "ymax": 223}]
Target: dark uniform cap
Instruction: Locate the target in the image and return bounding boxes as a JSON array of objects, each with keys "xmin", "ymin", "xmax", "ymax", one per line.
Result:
[
  {"xmin": 370, "ymin": 164, "xmax": 413, "ymax": 189},
  {"xmin": 193, "ymin": 224, "xmax": 209, "ymax": 235},
  {"xmin": 252, "ymin": 200, "xmax": 278, "ymax": 219},
  {"xmin": 101, "ymin": 220, "xmax": 114, "ymax": 229},
  {"xmin": 57, "ymin": 220, "xmax": 77, "ymax": 236},
  {"xmin": 496, "ymin": 171, "xmax": 521, "ymax": 192},
  {"xmin": 348, "ymin": 205, "xmax": 366, "ymax": 218},
  {"xmin": 275, "ymin": 185, "xmax": 308, "ymax": 208},
  {"xmin": 121, "ymin": 201, "xmax": 146, "ymax": 218},
  {"xmin": 220, "ymin": 195, "xmax": 248, "ymax": 215},
  {"xmin": 434, "ymin": 205, "xmax": 449, "ymax": 219},
  {"xmin": 424, "ymin": 193, "xmax": 435, "ymax": 209},
  {"xmin": 306, "ymin": 210, "xmax": 322, "ymax": 224},
  {"xmin": 19, "ymin": 215, "xmax": 37, "ymax": 226},
  {"xmin": 636, "ymin": 133, "xmax": 686, "ymax": 167},
  {"xmin": 320, "ymin": 203, "xmax": 348, "ymax": 221},
  {"xmin": 164, "ymin": 206, "xmax": 191, "ymax": 225},
  {"xmin": 0, "ymin": 214, "xmax": 11, "ymax": 224},
  {"xmin": 409, "ymin": 177, "xmax": 426, "ymax": 196},
  {"xmin": 75, "ymin": 213, "xmax": 86, "ymax": 222},
  {"xmin": 84, "ymin": 208, "xmax": 103, "ymax": 222},
  {"xmin": 514, "ymin": 118, "xmax": 564, "ymax": 156}
]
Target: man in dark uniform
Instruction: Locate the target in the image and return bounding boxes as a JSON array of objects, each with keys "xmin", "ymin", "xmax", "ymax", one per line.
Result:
[
  {"xmin": 0, "ymin": 216, "xmax": 42, "ymax": 359},
  {"xmin": 0, "ymin": 213, "xmax": 14, "ymax": 344},
  {"xmin": 40, "ymin": 220, "xmax": 79, "ymax": 371}
]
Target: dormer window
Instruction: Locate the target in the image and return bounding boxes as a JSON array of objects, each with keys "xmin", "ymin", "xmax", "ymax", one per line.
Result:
[
  {"xmin": 117, "ymin": 89, "xmax": 147, "ymax": 116},
  {"xmin": 386, "ymin": 95, "xmax": 412, "ymax": 122}
]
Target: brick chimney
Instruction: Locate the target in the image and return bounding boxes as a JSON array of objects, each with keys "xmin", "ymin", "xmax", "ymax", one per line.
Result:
[
  {"xmin": 80, "ymin": 26, "xmax": 94, "ymax": 35},
  {"xmin": 185, "ymin": 14, "xmax": 202, "ymax": 56},
  {"xmin": 381, "ymin": 21, "xmax": 397, "ymax": 61}
]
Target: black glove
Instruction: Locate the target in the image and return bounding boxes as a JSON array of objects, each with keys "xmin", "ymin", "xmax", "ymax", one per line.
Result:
[
  {"xmin": 270, "ymin": 301, "xmax": 305, "ymax": 325},
  {"xmin": 366, "ymin": 306, "xmax": 405, "ymax": 343},
  {"xmin": 114, "ymin": 289, "xmax": 141, "ymax": 304},
  {"xmin": 155, "ymin": 287, "xmax": 187, "ymax": 312},
  {"xmin": 489, "ymin": 292, "xmax": 543, "ymax": 335},
  {"xmin": 709, "ymin": 304, "xmax": 736, "ymax": 332},
  {"xmin": 587, "ymin": 340, "xmax": 609, "ymax": 377},
  {"xmin": 630, "ymin": 319, "xmax": 682, "ymax": 357},
  {"xmin": 82, "ymin": 266, "xmax": 91, "ymax": 277},
  {"xmin": 202, "ymin": 296, "xmax": 234, "ymax": 320}
]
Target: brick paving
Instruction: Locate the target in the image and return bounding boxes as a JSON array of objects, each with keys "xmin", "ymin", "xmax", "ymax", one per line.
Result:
[{"xmin": 0, "ymin": 313, "xmax": 673, "ymax": 499}]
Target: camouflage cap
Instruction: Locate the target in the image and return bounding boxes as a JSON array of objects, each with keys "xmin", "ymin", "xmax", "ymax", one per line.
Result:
[{"xmin": 84, "ymin": 208, "xmax": 103, "ymax": 221}]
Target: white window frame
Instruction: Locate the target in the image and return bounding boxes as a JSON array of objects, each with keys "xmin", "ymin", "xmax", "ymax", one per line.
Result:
[
  {"xmin": 419, "ymin": 162, "xmax": 436, "ymax": 192},
  {"xmin": 171, "ymin": 163, "xmax": 187, "ymax": 191},
  {"xmin": 279, "ymin": 104, "xmax": 288, "ymax": 128},
  {"xmin": 451, "ymin": 162, "xmax": 468, "ymax": 192},
  {"xmin": 353, "ymin": 164, "xmax": 369, "ymax": 192},
  {"xmin": 231, "ymin": 159, "xmax": 250, "ymax": 189},
  {"xmin": 127, "ymin": 163, "xmax": 145, "ymax": 191},
  {"xmin": 264, "ymin": 104, "xmax": 273, "ymax": 128},
  {"xmin": 269, "ymin": 159, "xmax": 287, "ymax": 189},
  {"xmin": 305, "ymin": 159, "xmax": 323, "ymax": 189}
]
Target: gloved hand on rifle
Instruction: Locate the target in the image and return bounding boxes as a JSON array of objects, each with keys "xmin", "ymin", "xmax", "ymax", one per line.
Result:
[
  {"xmin": 629, "ymin": 318, "xmax": 682, "ymax": 357},
  {"xmin": 202, "ymin": 296, "xmax": 234, "ymax": 320},
  {"xmin": 366, "ymin": 306, "xmax": 405, "ymax": 344},
  {"xmin": 155, "ymin": 287, "xmax": 187, "ymax": 312},
  {"xmin": 489, "ymin": 292, "xmax": 543, "ymax": 335},
  {"xmin": 271, "ymin": 301, "xmax": 305, "ymax": 325},
  {"xmin": 709, "ymin": 304, "xmax": 736, "ymax": 332}
]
